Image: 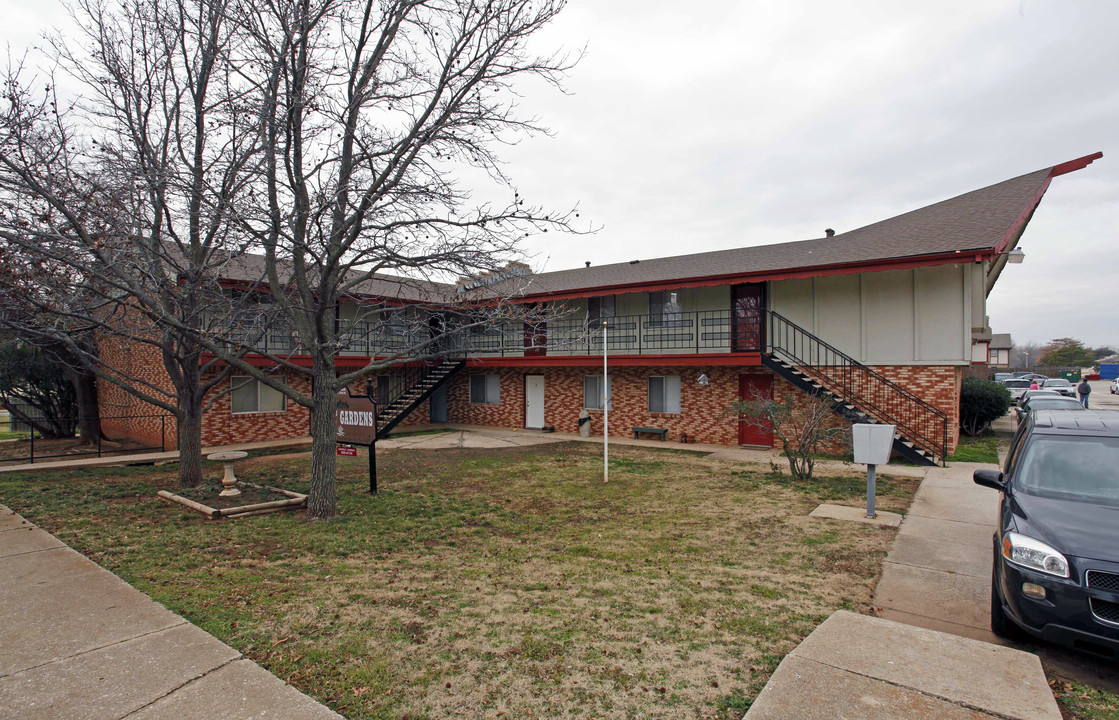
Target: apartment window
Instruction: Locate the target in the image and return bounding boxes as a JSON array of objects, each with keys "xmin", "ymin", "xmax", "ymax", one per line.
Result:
[
  {"xmin": 648, "ymin": 376, "xmax": 682, "ymax": 414},
  {"xmin": 649, "ymin": 291, "xmax": 682, "ymax": 325},
  {"xmin": 588, "ymin": 295, "xmax": 616, "ymax": 321},
  {"xmin": 470, "ymin": 374, "xmax": 501, "ymax": 404},
  {"xmin": 231, "ymin": 376, "xmax": 286, "ymax": 414},
  {"xmin": 583, "ymin": 375, "xmax": 612, "ymax": 410}
]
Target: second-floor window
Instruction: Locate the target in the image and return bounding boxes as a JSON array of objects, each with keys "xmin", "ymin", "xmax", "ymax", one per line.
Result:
[
  {"xmin": 588, "ymin": 295, "xmax": 615, "ymax": 322},
  {"xmin": 649, "ymin": 291, "xmax": 682, "ymax": 325}
]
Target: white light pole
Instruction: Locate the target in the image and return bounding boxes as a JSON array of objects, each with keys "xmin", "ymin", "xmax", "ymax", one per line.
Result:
[{"xmin": 603, "ymin": 320, "xmax": 609, "ymax": 483}]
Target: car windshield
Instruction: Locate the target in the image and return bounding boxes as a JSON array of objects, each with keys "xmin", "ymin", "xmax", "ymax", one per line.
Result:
[
  {"xmin": 1015, "ymin": 436, "xmax": 1119, "ymax": 507},
  {"xmin": 1025, "ymin": 398, "xmax": 1083, "ymax": 411},
  {"xmin": 1044, "ymin": 379, "xmax": 1071, "ymax": 387},
  {"xmin": 1004, "ymin": 380, "xmax": 1031, "ymax": 388}
]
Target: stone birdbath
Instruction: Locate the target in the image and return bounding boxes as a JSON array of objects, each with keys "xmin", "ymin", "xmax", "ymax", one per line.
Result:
[{"xmin": 208, "ymin": 450, "xmax": 249, "ymax": 497}]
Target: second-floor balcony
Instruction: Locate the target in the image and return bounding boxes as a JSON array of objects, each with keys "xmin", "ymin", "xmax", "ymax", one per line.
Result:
[{"xmin": 213, "ymin": 308, "xmax": 762, "ymax": 360}]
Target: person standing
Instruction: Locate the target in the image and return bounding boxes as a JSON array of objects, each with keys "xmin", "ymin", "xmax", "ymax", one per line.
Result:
[{"xmin": 1077, "ymin": 377, "xmax": 1092, "ymax": 408}]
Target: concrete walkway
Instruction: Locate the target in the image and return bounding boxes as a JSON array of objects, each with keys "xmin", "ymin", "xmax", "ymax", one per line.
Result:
[
  {"xmin": 873, "ymin": 461, "xmax": 1001, "ymax": 642},
  {"xmin": 0, "ymin": 504, "xmax": 343, "ymax": 720},
  {"xmin": 745, "ymin": 611, "xmax": 1060, "ymax": 720}
]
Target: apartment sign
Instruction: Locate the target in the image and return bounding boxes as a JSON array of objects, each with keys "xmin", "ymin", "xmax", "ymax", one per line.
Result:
[{"xmin": 336, "ymin": 390, "xmax": 377, "ymax": 446}]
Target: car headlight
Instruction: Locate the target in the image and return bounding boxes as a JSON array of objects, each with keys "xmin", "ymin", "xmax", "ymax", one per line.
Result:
[{"xmin": 1002, "ymin": 532, "xmax": 1069, "ymax": 578}]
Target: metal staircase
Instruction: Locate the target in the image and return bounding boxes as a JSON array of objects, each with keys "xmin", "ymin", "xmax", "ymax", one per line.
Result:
[
  {"xmin": 763, "ymin": 312, "xmax": 948, "ymax": 466},
  {"xmin": 375, "ymin": 359, "xmax": 465, "ymax": 439}
]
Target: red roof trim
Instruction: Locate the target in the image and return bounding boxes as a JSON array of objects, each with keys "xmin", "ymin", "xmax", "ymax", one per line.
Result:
[
  {"xmin": 517, "ymin": 251, "xmax": 989, "ymax": 302},
  {"xmin": 1050, "ymin": 151, "xmax": 1102, "ymax": 177},
  {"xmin": 992, "ymin": 177, "xmax": 1052, "ymax": 255},
  {"xmin": 991, "ymin": 151, "xmax": 1102, "ymax": 258}
]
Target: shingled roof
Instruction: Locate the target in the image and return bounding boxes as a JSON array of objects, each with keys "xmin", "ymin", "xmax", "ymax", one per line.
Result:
[
  {"xmin": 497, "ymin": 152, "xmax": 1101, "ymax": 300},
  {"xmin": 209, "ymin": 153, "xmax": 1100, "ymax": 303}
]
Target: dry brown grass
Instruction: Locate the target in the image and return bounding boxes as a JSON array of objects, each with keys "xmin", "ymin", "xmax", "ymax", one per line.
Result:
[{"xmin": 0, "ymin": 442, "xmax": 919, "ymax": 720}]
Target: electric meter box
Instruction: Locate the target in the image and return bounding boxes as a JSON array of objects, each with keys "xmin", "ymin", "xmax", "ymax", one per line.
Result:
[{"xmin": 852, "ymin": 424, "xmax": 895, "ymax": 466}]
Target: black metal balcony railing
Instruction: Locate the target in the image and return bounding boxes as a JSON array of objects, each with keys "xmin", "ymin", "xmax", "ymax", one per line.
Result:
[
  {"xmin": 766, "ymin": 311, "xmax": 949, "ymax": 461},
  {"xmin": 213, "ymin": 310, "xmax": 739, "ymax": 358},
  {"xmin": 459, "ymin": 310, "xmax": 736, "ymax": 356}
]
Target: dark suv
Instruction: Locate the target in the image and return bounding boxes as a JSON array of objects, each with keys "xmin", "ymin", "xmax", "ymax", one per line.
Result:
[{"xmin": 974, "ymin": 409, "xmax": 1119, "ymax": 659}]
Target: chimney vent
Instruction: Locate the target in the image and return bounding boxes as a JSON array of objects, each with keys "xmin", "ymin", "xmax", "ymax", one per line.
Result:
[
  {"xmin": 825, "ymin": 228, "xmax": 835, "ymax": 238},
  {"xmin": 585, "ymin": 261, "xmax": 591, "ymax": 268},
  {"xmin": 629, "ymin": 259, "xmax": 640, "ymax": 265}
]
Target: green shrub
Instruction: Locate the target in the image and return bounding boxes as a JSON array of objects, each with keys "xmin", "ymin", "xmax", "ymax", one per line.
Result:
[{"xmin": 960, "ymin": 377, "xmax": 1011, "ymax": 436}]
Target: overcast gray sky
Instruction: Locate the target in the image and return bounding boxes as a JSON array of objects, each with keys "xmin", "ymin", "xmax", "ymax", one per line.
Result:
[{"xmin": 4, "ymin": 0, "xmax": 1116, "ymax": 349}]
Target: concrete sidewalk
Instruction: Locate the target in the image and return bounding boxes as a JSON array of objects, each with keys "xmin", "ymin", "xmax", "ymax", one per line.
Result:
[
  {"xmin": 0, "ymin": 504, "xmax": 343, "ymax": 720},
  {"xmin": 873, "ymin": 460, "xmax": 1002, "ymax": 641},
  {"xmin": 745, "ymin": 611, "xmax": 1060, "ymax": 720}
]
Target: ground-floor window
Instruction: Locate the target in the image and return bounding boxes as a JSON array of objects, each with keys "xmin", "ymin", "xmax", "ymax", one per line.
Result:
[
  {"xmin": 583, "ymin": 375, "xmax": 612, "ymax": 410},
  {"xmin": 470, "ymin": 374, "xmax": 501, "ymax": 404},
  {"xmin": 231, "ymin": 376, "xmax": 286, "ymax": 414},
  {"xmin": 648, "ymin": 376, "xmax": 681, "ymax": 413}
]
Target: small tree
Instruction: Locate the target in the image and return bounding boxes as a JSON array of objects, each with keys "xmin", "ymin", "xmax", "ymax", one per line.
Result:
[
  {"xmin": 1039, "ymin": 338, "xmax": 1095, "ymax": 368},
  {"xmin": 959, "ymin": 377, "xmax": 1011, "ymax": 437},
  {"xmin": 0, "ymin": 340, "xmax": 78, "ymax": 438},
  {"xmin": 728, "ymin": 392, "xmax": 849, "ymax": 480}
]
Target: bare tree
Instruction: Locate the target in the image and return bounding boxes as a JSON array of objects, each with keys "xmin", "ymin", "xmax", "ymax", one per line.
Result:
[
  {"xmin": 728, "ymin": 392, "xmax": 850, "ymax": 481},
  {"xmin": 0, "ymin": 0, "xmax": 260, "ymax": 486},
  {"xmin": 191, "ymin": 0, "xmax": 579, "ymax": 520},
  {"xmin": 1009, "ymin": 341, "xmax": 1042, "ymax": 370}
]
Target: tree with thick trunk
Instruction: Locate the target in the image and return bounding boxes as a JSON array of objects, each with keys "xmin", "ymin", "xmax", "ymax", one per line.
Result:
[{"xmin": 0, "ymin": 0, "xmax": 259, "ymax": 486}]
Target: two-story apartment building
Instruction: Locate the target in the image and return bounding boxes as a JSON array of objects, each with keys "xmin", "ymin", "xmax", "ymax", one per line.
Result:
[{"xmin": 99, "ymin": 153, "xmax": 1101, "ymax": 464}]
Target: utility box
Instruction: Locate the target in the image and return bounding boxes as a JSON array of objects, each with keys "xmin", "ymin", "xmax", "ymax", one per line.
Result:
[{"xmin": 852, "ymin": 424, "xmax": 895, "ymax": 466}]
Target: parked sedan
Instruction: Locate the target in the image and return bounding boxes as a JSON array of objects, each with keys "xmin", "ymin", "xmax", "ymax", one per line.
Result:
[
  {"xmin": 975, "ymin": 409, "xmax": 1119, "ymax": 657},
  {"xmin": 1042, "ymin": 378, "xmax": 1076, "ymax": 397},
  {"xmin": 1015, "ymin": 394, "xmax": 1085, "ymax": 424},
  {"xmin": 1003, "ymin": 378, "xmax": 1034, "ymax": 402}
]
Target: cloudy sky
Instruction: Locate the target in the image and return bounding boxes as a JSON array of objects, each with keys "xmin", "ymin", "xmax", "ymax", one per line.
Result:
[{"xmin": 3, "ymin": 0, "xmax": 1116, "ymax": 348}]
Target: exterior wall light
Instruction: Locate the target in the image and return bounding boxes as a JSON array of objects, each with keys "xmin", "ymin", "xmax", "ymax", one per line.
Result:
[
  {"xmin": 1006, "ymin": 247, "xmax": 1025, "ymax": 264},
  {"xmin": 697, "ymin": 373, "xmax": 710, "ymax": 386}
]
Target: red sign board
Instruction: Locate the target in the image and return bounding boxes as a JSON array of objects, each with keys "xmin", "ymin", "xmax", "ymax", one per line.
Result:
[
  {"xmin": 336, "ymin": 390, "xmax": 378, "ymax": 446},
  {"xmin": 336, "ymin": 445, "xmax": 358, "ymax": 457}
]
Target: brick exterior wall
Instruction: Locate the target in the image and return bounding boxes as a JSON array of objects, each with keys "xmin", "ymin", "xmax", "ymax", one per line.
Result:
[
  {"xmin": 198, "ymin": 371, "xmax": 312, "ymax": 447},
  {"xmin": 97, "ymin": 335, "xmax": 177, "ymax": 450},
  {"xmin": 448, "ymin": 366, "xmax": 786, "ymax": 446},
  {"xmin": 99, "ymin": 337, "xmax": 961, "ymax": 455},
  {"xmin": 869, "ymin": 364, "xmax": 963, "ymax": 454}
]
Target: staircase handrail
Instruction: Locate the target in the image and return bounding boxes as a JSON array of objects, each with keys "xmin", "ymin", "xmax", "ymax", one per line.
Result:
[{"xmin": 766, "ymin": 311, "xmax": 948, "ymax": 460}]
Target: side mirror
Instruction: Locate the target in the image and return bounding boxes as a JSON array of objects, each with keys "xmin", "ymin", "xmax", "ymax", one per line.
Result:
[{"xmin": 973, "ymin": 469, "xmax": 1006, "ymax": 491}]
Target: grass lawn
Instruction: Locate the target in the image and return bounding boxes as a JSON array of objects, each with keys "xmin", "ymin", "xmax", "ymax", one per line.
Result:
[
  {"xmin": 948, "ymin": 432, "xmax": 1000, "ymax": 464},
  {"xmin": 0, "ymin": 442, "xmax": 919, "ymax": 719}
]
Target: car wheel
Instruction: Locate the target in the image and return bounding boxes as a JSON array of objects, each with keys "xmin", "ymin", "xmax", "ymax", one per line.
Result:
[{"xmin": 990, "ymin": 567, "xmax": 1025, "ymax": 641}]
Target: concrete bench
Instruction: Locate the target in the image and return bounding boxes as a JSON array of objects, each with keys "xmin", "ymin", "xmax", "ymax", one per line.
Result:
[{"xmin": 632, "ymin": 427, "xmax": 668, "ymax": 441}]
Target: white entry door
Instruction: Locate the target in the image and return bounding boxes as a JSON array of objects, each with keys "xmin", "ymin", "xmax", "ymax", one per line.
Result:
[{"xmin": 525, "ymin": 375, "xmax": 545, "ymax": 428}]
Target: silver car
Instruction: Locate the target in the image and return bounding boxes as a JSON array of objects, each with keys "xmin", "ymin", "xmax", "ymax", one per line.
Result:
[
  {"xmin": 1003, "ymin": 378, "xmax": 1034, "ymax": 402},
  {"xmin": 1041, "ymin": 378, "xmax": 1076, "ymax": 398}
]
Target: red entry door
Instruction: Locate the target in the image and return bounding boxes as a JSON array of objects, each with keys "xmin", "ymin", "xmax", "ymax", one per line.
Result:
[
  {"xmin": 731, "ymin": 283, "xmax": 765, "ymax": 352},
  {"xmin": 738, "ymin": 374, "xmax": 774, "ymax": 447}
]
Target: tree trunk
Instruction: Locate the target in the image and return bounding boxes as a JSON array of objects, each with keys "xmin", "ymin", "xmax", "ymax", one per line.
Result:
[
  {"xmin": 307, "ymin": 358, "xmax": 339, "ymax": 521},
  {"xmin": 177, "ymin": 362, "xmax": 205, "ymax": 488},
  {"xmin": 64, "ymin": 365, "xmax": 100, "ymax": 445}
]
